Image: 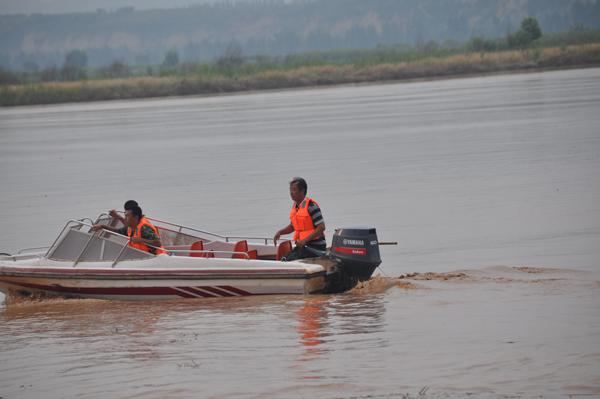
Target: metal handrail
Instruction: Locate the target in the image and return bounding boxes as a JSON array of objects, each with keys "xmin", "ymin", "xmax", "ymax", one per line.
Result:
[
  {"xmin": 149, "ymin": 217, "xmax": 277, "ymax": 245},
  {"xmin": 84, "ymin": 219, "xmax": 257, "ymax": 264},
  {"xmin": 95, "ymin": 212, "xmax": 110, "ymax": 221},
  {"xmin": 222, "ymin": 235, "xmax": 274, "ymax": 245},
  {"xmin": 100, "ymin": 230, "xmax": 257, "ymax": 263},
  {"xmin": 45, "ymin": 219, "xmax": 88, "ymax": 257},
  {"xmin": 95, "ymin": 211, "xmax": 223, "ymax": 241},
  {"xmin": 98, "ymin": 211, "xmax": 276, "ymax": 245},
  {"xmin": 111, "ymin": 237, "xmax": 131, "ymax": 268},
  {"xmin": 166, "ymin": 249, "xmax": 253, "ymax": 259},
  {"xmin": 17, "ymin": 246, "xmax": 51, "ymax": 254},
  {"xmin": 91, "ymin": 225, "xmax": 258, "ymax": 260},
  {"xmin": 0, "ymin": 253, "xmax": 45, "ymax": 261},
  {"xmin": 73, "ymin": 230, "xmax": 100, "ymax": 267}
]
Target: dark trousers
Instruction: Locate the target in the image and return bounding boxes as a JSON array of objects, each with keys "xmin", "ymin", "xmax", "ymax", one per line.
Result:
[{"xmin": 282, "ymin": 244, "xmax": 326, "ymax": 261}]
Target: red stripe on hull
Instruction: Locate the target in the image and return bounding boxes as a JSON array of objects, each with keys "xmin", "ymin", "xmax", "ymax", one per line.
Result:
[
  {"xmin": 8, "ymin": 281, "xmax": 253, "ymax": 298},
  {"xmin": 14, "ymin": 281, "xmax": 185, "ymax": 297},
  {"xmin": 179, "ymin": 286, "xmax": 216, "ymax": 298},
  {"xmin": 170, "ymin": 287, "xmax": 198, "ymax": 298},
  {"xmin": 198, "ymin": 286, "xmax": 236, "ymax": 297},
  {"xmin": 218, "ymin": 285, "xmax": 251, "ymax": 296}
]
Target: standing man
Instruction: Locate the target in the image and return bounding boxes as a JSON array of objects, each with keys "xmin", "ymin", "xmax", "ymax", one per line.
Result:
[{"xmin": 274, "ymin": 177, "xmax": 326, "ymax": 260}]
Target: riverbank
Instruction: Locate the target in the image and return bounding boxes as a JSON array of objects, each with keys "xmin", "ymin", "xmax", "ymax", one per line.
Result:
[{"xmin": 2, "ymin": 43, "xmax": 599, "ymax": 106}]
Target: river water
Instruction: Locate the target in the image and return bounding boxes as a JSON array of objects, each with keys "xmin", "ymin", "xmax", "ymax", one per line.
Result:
[{"xmin": 0, "ymin": 68, "xmax": 599, "ymax": 398}]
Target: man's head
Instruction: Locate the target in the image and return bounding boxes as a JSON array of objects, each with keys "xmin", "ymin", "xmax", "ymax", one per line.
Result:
[
  {"xmin": 289, "ymin": 177, "xmax": 307, "ymax": 204},
  {"xmin": 124, "ymin": 200, "xmax": 139, "ymax": 211},
  {"xmin": 124, "ymin": 205, "xmax": 143, "ymax": 228}
]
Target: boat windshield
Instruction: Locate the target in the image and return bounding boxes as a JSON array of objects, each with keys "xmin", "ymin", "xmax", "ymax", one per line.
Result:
[{"xmin": 47, "ymin": 220, "xmax": 152, "ymax": 262}]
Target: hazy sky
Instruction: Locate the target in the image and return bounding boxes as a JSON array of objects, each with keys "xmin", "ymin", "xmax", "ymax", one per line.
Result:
[{"xmin": 0, "ymin": 0, "xmax": 243, "ymax": 14}]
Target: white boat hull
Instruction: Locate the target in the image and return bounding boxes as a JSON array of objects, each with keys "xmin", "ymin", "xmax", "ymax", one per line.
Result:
[{"xmin": 0, "ymin": 257, "xmax": 327, "ymax": 301}]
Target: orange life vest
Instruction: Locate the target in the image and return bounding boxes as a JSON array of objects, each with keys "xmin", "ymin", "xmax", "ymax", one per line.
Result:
[
  {"xmin": 127, "ymin": 216, "xmax": 166, "ymax": 255},
  {"xmin": 290, "ymin": 197, "xmax": 323, "ymax": 241}
]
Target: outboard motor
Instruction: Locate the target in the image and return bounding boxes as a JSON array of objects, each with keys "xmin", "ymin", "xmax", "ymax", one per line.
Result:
[{"xmin": 326, "ymin": 227, "xmax": 381, "ymax": 292}]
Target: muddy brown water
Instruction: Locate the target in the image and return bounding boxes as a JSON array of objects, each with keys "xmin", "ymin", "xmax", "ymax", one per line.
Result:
[{"xmin": 0, "ymin": 68, "xmax": 599, "ymax": 398}]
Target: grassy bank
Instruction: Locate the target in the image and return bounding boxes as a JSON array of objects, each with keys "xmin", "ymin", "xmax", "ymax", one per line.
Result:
[{"xmin": 2, "ymin": 43, "xmax": 600, "ymax": 107}]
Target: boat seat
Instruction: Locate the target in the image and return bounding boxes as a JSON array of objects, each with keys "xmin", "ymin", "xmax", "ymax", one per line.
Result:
[
  {"xmin": 189, "ymin": 240, "xmax": 214, "ymax": 258},
  {"xmin": 247, "ymin": 249, "xmax": 258, "ymax": 259},
  {"xmin": 276, "ymin": 240, "xmax": 292, "ymax": 261},
  {"xmin": 232, "ymin": 240, "xmax": 257, "ymax": 260}
]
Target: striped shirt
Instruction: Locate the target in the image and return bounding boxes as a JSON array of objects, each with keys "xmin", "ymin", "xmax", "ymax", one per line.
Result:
[{"xmin": 305, "ymin": 200, "xmax": 326, "ymax": 249}]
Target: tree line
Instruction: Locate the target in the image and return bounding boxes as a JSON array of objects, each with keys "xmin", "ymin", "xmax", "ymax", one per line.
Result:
[
  {"xmin": 2, "ymin": 0, "xmax": 599, "ymax": 72},
  {"xmin": 2, "ymin": 18, "xmax": 600, "ymax": 86}
]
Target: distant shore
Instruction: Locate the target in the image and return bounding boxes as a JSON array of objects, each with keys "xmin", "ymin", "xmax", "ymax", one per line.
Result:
[{"xmin": 2, "ymin": 43, "xmax": 599, "ymax": 107}]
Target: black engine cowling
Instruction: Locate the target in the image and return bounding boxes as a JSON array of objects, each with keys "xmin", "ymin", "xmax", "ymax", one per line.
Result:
[{"xmin": 325, "ymin": 227, "xmax": 381, "ymax": 292}]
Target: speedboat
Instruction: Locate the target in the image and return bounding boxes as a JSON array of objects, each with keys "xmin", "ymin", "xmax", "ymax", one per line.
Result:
[{"xmin": 0, "ymin": 213, "xmax": 382, "ymax": 301}]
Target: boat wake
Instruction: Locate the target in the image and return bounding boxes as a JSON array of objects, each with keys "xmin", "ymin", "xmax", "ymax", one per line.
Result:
[
  {"xmin": 3, "ymin": 287, "xmax": 66, "ymax": 306},
  {"xmin": 348, "ymin": 275, "xmax": 420, "ymax": 294},
  {"xmin": 347, "ymin": 265, "xmax": 592, "ymax": 295}
]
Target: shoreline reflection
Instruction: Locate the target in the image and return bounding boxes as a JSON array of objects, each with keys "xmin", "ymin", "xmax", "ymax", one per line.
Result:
[{"xmin": 293, "ymin": 292, "xmax": 388, "ymax": 380}]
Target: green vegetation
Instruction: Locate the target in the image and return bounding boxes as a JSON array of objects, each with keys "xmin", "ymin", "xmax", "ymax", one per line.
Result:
[
  {"xmin": 2, "ymin": 21, "xmax": 600, "ymax": 107},
  {"xmin": 61, "ymin": 49, "xmax": 88, "ymax": 81},
  {"xmin": 163, "ymin": 50, "xmax": 180, "ymax": 67},
  {"xmin": 3, "ymin": 0, "xmax": 599, "ymax": 70}
]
